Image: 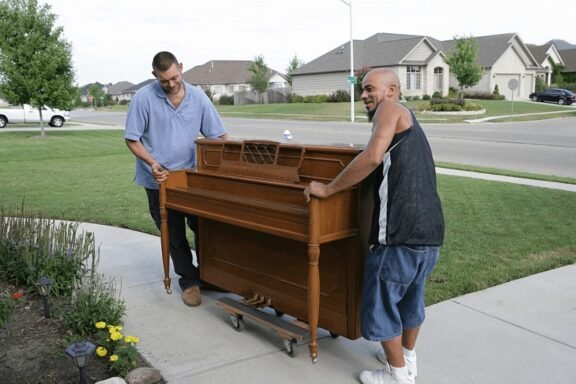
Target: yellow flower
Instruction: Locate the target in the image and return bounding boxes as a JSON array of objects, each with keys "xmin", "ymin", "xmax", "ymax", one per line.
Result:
[
  {"xmin": 124, "ymin": 335, "xmax": 140, "ymax": 344},
  {"xmin": 95, "ymin": 321, "xmax": 107, "ymax": 329},
  {"xmin": 109, "ymin": 354, "xmax": 119, "ymax": 362},
  {"xmin": 115, "ymin": 325, "xmax": 123, "ymax": 331},
  {"xmin": 110, "ymin": 331, "xmax": 123, "ymax": 341},
  {"xmin": 96, "ymin": 347, "xmax": 108, "ymax": 357}
]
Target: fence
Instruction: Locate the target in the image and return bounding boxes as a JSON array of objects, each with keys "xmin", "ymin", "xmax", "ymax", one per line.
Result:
[{"xmin": 234, "ymin": 87, "xmax": 292, "ymax": 105}]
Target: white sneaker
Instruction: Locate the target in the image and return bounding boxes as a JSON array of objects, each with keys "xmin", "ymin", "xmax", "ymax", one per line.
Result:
[
  {"xmin": 359, "ymin": 364, "xmax": 413, "ymax": 384},
  {"xmin": 377, "ymin": 349, "xmax": 417, "ymax": 380}
]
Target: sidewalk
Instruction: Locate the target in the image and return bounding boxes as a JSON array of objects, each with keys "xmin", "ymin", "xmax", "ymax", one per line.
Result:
[{"xmin": 83, "ymin": 172, "xmax": 576, "ymax": 384}]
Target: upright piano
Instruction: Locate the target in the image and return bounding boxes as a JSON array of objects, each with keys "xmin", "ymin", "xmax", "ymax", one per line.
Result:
[{"xmin": 159, "ymin": 139, "xmax": 373, "ymax": 362}]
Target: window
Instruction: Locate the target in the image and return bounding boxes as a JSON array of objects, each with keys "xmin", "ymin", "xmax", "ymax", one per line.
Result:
[
  {"xmin": 406, "ymin": 66, "xmax": 421, "ymax": 90},
  {"xmin": 434, "ymin": 67, "xmax": 443, "ymax": 90}
]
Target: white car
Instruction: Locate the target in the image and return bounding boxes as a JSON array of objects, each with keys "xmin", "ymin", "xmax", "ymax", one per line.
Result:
[{"xmin": 0, "ymin": 104, "xmax": 70, "ymax": 128}]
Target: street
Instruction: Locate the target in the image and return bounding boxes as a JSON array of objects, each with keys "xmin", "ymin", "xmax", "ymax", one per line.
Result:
[{"xmin": 16, "ymin": 109, "xmax": 576, "ymax": 179}]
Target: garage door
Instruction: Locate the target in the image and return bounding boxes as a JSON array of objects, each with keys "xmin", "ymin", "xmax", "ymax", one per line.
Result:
[{"xmin": 494, "ymin": 74, "xmax": 521, "ymax": 100}]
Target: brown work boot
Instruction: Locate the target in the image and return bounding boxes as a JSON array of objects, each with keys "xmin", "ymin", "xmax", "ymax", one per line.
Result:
[{"xmin": 182, "ymin": 286, "xmax": 201, "ymax": 307}]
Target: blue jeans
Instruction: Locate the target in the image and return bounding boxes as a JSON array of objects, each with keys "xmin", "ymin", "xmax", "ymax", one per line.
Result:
[
  {"xmin": 145, "ymin": 188, "xmax": 201, "ymax": 291},
  {"xmin": 361, "ymin": 244, "xmax": 440, "ymax": 341}
]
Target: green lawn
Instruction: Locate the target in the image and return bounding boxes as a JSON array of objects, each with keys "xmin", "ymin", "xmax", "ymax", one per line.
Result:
[
  {"xmin": 1, "ymin": 130, "xmax": 575, "ymax": 304},
  {"xmin": 103, "ymin": 99, "xmax": 576, "ymax": 123}
]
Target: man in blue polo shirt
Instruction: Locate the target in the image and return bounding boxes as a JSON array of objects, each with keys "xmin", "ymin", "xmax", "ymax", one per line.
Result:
[{"xmin": 125, "ymin": 51, "xmax": 229, "ymax": 307}]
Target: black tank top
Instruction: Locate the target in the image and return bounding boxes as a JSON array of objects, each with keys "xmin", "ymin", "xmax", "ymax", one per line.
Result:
[{"xmin": 368, "ymin": 110, "xmax": 445, "ymax": 245}]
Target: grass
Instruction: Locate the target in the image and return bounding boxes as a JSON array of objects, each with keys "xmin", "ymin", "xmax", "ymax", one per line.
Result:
[
  {"xmin": 1, "ymin": 130, "xmax": 575, "ymax": 305},
  {"xmin": 102, "ymin": 99, "xmax": 576, "ymax": 124}
]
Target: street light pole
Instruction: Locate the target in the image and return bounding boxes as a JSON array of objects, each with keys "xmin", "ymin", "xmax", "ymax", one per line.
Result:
[{"xmin": 340, "ymin": 0, "xmax": 354, "ymax": 122}]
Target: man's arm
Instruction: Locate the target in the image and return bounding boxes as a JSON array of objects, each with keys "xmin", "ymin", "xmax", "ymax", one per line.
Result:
[
  {"xmin": 303, "ymin": 102, "xmax": 401, "ymax": 201},
  {"xmin": 125, "ymin": 139, "xmax": 169, "ymax": 184}
]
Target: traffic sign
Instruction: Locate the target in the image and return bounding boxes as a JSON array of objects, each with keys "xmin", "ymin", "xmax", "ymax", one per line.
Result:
[{"xmin": 347, "ymin": 76, "xmax": 356, "ymax": 84}]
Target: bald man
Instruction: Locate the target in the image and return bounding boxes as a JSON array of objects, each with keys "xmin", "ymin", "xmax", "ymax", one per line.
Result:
[{"xmin": 304, "ymin": 69, "xmax": 444, "ymax": 384}]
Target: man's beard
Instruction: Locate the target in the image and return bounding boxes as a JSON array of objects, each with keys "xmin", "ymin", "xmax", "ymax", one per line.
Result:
[{"xmin": 367, "ymin": 107, "xmax": 376, "ymax": 122}]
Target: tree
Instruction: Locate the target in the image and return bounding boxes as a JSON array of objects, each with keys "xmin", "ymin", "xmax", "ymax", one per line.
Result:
[
  {"xmin": 248, "ymin": 55, "xmax": 269, "ymax": 104},
  {"xmin": 354, "ymin": 66, "xmax": 372, "ymax": 99},
  {"xmin": 88, "ymin": 84, "xmax": 105, "ymax": 108},
  {"xmin": 445, "ymin": 35, "xmax": 483, "ymax": 100},
  {"xmin": 0, "ymin": 0, "xmax": 77, "ymax": 136},
  {"xmin": 285, "ymin": 54, "xmax": 304, "ymax": 86},
  {"xmin": 550, "ymin": 62, "xmax": 565, "ymax": 86}
]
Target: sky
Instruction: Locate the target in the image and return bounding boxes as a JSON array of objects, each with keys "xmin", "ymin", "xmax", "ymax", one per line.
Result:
[{"xmin": 45, "ymin": 0, "xmax": 576, "ymax": 86}]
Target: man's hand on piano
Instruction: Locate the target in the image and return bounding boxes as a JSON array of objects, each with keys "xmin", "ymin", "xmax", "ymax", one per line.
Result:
[
  {"xmin": 152, "ymin": 163, "xmax": 169, "ymax": 184},
  {"xmin": 303, "ymin": 181, "xmax": 330, "ymax": 202}
]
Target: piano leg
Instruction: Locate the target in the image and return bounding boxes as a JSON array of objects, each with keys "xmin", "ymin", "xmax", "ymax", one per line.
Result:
[
  {"xmin": 160, "ymin": 183, "xmax": 172, "ymax": 294},
  {"xmin": 307, "ymin": 198, "xmax": 321, "ymax": 363},
  {"xmin": 307, "ymin": 243, "xmax": 320, "ymax": 363}
]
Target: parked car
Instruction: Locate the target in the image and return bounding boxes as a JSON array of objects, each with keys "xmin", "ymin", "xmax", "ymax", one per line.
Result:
[
  {"xmin": 529, "ymin": 88, "xmax": 576, "ymax": 105},
  {"xmin": 0, "ymin": 104, "xmax": 70, "ymax": 128}
]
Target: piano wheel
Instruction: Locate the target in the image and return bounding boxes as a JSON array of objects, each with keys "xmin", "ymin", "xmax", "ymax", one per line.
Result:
[
  {"xmin": 166, "ymin": 288, "xmax": 172, "ymax": 294},
  {"xmin": 274, "ymin": 308, "xmax": 284, "ymax": 317},
  {"xmin": 230, "ymin": 314, "xmax": 244, "ymax": 331},
  {"xmin": 330, "ymin": 332, "xmax": 339, "ymax": 339},
  {"xmin": 283, "ymin": 338, "xmax": 298, "ymax": 358}
]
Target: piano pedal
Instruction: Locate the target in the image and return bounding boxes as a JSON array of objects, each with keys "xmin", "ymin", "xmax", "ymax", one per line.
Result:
[{"xmin": 242, "ymin": 293, "xmax": 272, "ymax": 309}]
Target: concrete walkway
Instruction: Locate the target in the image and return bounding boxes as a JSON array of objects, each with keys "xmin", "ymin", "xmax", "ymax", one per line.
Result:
[{"xmin": 80, "ymin": 171, "xmax": 576, "ymax": 384}]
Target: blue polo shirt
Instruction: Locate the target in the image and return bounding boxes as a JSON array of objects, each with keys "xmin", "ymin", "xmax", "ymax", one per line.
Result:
[{"xmin": 124, "ymin": 81, "xmax": 227, "ymax": 189}]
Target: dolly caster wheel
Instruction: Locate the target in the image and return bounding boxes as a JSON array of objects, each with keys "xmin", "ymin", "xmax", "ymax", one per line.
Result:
[
  {"xmin": 283, "ymin": 338, "xmax": 298, "ymax": 357},
  {"xmin": 230, "ymin": 314, "xmax": 244, "ymax": 331}
]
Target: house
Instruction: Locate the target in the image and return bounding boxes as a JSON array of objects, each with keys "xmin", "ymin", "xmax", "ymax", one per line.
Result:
[
  {"xmin": 291, "ymin": 33, "xmax": 449, "ymax": 98},
  {"xmin": 119, "ymin": 79, "xmax": 155, "ymax": 101},
  {"xmin": 526, "ymin": 43, "xmax": 564, "ymax": 86},
  {"xmin": 107, "ymin": 81, "xmax": 134, "ymax": 103},
  {"xmin": 182, "ymin": 60, "xmax": 288, "ymax": 100},
  {"xmin": 291, "ymin": 32, "xmax": 542, "ymax": 100},
  {"xmin": 443, "ymin": 33, "xmax": 540, "ymax": 100}
]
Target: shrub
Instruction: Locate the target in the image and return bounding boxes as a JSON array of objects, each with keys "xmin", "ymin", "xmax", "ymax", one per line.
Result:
[
  {"xmin": 422, "ymin": 94, "xmax": 431, "ymax": 100},
  {"xmin": 0, "ymin": 211, "xmax": 96, "ymax": 297},
  {"xmin": 218, "ymin": 95, "xmax": 234, "ymax": 105},
  {"xmin": 464, "ymin": 91, "xmax": 505, "ymax": 100},
  {"xmin": 448, "ymin": 87, "xmax": 460, "ymax": 98},
  {"xmin": 430, "ymin": 98, "xmax": 465, "ymax": 107},
  {"xmin": 463, "ymin": 102, "xmax": 484, "ymax": 111},
  {"xmin": 64, "ymin": 273, "xmax": 126, "ymax": 336},
  {"xmin": 432, "ymin": 91, "xmax": 443, "ymax": 99},
  {"xmin": 301, "ymin": 94, "xmax": 329, "ymax": 103},
  {"xmin": 327, "ymin": 89, "xmax": 350, "ymax": 102}
]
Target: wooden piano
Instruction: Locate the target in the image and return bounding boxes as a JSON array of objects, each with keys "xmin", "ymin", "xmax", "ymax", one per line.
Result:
[{"xmin": 159, "ymin": 139, "xmax": 373, "ymax": 362}]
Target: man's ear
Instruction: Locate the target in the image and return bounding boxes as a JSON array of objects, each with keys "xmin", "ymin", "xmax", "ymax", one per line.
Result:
[
  {"xmin": 178, "ymin": 63, "xmax": 183, "ymax": 72},
  {"xmin": 152, "ymin": 70, "xmax": 157, "ymax": 79}
]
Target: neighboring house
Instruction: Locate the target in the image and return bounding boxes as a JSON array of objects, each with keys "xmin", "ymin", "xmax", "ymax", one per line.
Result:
[
  {"xmin": 526, "ymin": 43, "xmax": 564, "ymax": 86},
  {"xmin": 443, "ymin": 33, "xmax": 540, "ymax": 100},
  {"xmin": 120, "ymin": 79, "xmax": 155, "ymax": 101},
  {"xmin": 182, "ymin": 60, "xmax": 288, "ymax": 100},
  {"xmin": 292, "ymin": 32, "xmax": 542, "ymax": 100},
  {"xmin": 291, "ymin": 33, "xmax": 449, "ymax": 98},
  {"xmin": 107, "ymin": 81, "xmax": 134, "ymax": 103},
  {"xmin": 79, "ymin": 82, "xmax": 108, "ymax": 103}
]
